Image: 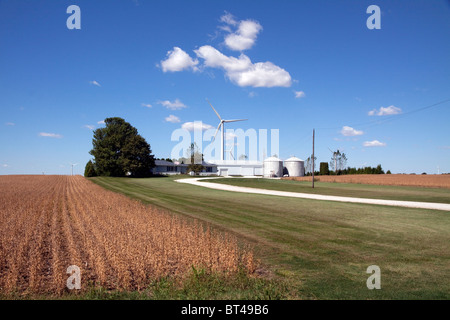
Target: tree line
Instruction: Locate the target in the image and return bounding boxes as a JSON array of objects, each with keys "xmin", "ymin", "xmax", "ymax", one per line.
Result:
[{"xmin": 304, "ymin": 149, "xmax": 390, "ymax": 176}]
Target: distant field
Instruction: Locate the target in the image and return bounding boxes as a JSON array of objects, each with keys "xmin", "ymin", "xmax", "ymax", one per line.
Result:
[
  {"xmin": 0, "ymin": 175, "xmax": 256, "ymax": 297},
  {"xmin": 91, "ymin": 176, "xmax": 450, "ymax": 299},
  {"xmin": 285, "ymin": 174, "xmax": 450, "ymax": 188},
  {"xmin": 206, "ymin": 177, "xmax": 450, "ymax": 204}
]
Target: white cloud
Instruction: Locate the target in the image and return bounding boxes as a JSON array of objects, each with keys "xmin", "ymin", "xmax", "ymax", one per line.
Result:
[
  {"xmin": 363, "ymin": 140, "xmax": 386, "ymax": 147},
  {"xmin": 160, "ymin": 47, "xmax": 199, "ymax": 72},
  {"xmin": 248, "ymin": 91, "xmax": 257, "ymax": 98},
  {"xmin": 5, "ymin": 122, "xmax": 15, "ymax": 126},
  {"xmin": 158, "ymin": 99, "xmax": 187, "ymax": 110},
  {"xmin": 89, "ymin": 80, "xmax": 101, "ymax": 87},
  {"xmin": 294, "ymin": 91, "xmax": 305, "ymax": 98},
  {"xmin": 97, "ymin": 120, "xmax": 105, "ymax": 124},
  {"xmin": 1, "ymin": 164, "xmax": 9, "ymax": 167},
  {"xmin": 341, "ymin": 126, "xmax": 364, "ymax": 137},
  {"xmin": 194, "ymin": 45, "xmax": 291, "ymax": 88},
  {"xmin": 84, "ymin": 125, "xmax": 95, "ymax": 130},
  {"xmin": 224, "ymin": 19, "xmax": 262, "ymax": 51},
  {"xmin": 220, "ymin": 12, "xmax": 238, "ymax": 26},
  {"xmin": 368, "ymin": 105, "xmax": 402, "ymax": 116},
  {"xmin": 181, "ymin": 122, "xmax": 214, "ymax": 132},
  {"xmin": 39, "ymin": 132, "xmax": 63, "ymax": 138},
  {"xmin": 165, "ymin": 115, "xmax": 181, "ymax": 123},
  {"xmin": 141, "ymin": 103, "xmax": 152, "ymax": 108}
]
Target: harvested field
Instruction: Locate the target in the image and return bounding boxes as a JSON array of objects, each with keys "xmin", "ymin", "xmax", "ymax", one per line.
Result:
[
  {"xmin": 285, "ymin": 174, "xmax": 450, "ymax": 188},
  {"xmin": 0, "ymin": 175, "xmax": 255, "ymax": 295}
]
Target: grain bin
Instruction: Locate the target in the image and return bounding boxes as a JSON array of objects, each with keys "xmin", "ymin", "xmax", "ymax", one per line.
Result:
[
  {"xmin": 263, "ymin": 156, "xmax": 283, "ymax": 177},
  {"xmin": 284, "ymin": 156, "xmax": 305, "ymax": 177}
]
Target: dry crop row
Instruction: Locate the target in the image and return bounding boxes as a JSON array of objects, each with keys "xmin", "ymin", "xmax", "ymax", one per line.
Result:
[
  {"xmin": 285, "ymin": 174, "xmax": 450, "ymax": 188},
  {"xmin": 0, "ymin": 175, "xmax": 255, "ymax": 295}
]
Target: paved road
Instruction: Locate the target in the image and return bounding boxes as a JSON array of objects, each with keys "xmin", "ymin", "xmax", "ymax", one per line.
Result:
[{"xmin": 176, "ymin": 177, "xmax": 450, "ymax": 212}]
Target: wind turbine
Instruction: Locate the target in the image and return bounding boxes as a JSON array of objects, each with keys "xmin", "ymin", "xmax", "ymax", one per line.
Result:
[
  {"xmin": 206, "ymin": 99, "xmax": 247, "ymax": 161},
  {"xmin": 70, "ymin": 163, "xmax": 78, "ymax": 176},
  {"xmin": 226, "ymin": 145, "xmax": 235, "ymax": 160}
]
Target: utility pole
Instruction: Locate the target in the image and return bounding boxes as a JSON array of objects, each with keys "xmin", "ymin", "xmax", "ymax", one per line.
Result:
[{"xmin": 312, "ymin": 128, "xmax": 315, "ymax": 188}]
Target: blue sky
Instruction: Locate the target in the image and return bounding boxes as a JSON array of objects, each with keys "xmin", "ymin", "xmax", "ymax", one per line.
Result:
[{"xmin": 0, "ymin": 0, "xmax": 449, "ymax": 175}]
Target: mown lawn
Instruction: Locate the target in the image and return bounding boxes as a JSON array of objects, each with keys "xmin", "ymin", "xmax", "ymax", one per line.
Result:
[{"xmin": 91, "ymin": 176, "xmax": 450, "ymax": 300}]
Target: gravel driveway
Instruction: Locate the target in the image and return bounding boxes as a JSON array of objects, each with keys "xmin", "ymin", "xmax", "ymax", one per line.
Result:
[{"xmin": 176, "ymin": 177, "xmax": 450, "ymax": 212}]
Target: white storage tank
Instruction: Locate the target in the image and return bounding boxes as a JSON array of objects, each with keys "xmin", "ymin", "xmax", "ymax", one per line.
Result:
[
  {"xmin": 284, "ymin": 156, "xmax": 305, "ymax": 177},
  {"xmin": 263, "ymin": 156, "xmax": 283, "ymax": 177}
]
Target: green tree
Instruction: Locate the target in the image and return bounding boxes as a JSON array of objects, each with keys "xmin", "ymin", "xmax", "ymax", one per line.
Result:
[
  {"xmin": 84, "ymin": 160, "xmax": 97, "ymax": 177},
  {"xmin": 89, "ymin": 117, "xmax": 155, "ymax": 177},
  {"xmin": 375, "ymin": 164, "xmax": 385, "ymax": 174},
  {"xmin": 319, "ymin": 162, "xmax": 330, "ymax": 175}
]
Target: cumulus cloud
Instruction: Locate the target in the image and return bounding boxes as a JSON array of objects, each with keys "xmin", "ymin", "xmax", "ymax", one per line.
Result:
[
  {"xmin": 83, "ymin": 125, "xmax": 95, "ymax": 130},
  {"xmin": 97, "ymin": 120, "xmax": 105, "ymax": 124},
  {"xmin": 141, "ymin": 103, "xmax": 152, "ymax": 108},
  {"xmin": 363, "ymin": 140, "xmax": 386, "ymax": 147},
  {"xmin": 194, "ymin": 45, "xmax": 291, "ymax": 88},
  {"xmin": 158, "ymin": 13, "xmax": 292, "ymax": 89},
  {"xmin": 89, "ymin": 80, "xmax": 101, "ymax": 87},
  {"xmin": 160, "ymin": 47, "xmax": 199, "ymax": 72},
  {"xmin": 181, "ymin": 122, "xmax": 214, "ymax": 132},
  {"xmin": 39, "ymin": 132, "xmax": 63, "ymax": 138},
  {"xmin": 158, "ymin": 99, "xmax": 187, "ymax": 110},
  {"xmin": 294, "ymin": 91, "xmax": 305, "ymax": 98},
  {"xmin": 165, "ymin": 115, "xmax": 181, "ymax": 123},
  {"xmin": 368, "ymin": 105, "xmax": 402, "ymax": 116},
  {"xmin": 341, "ymin": 126, "xmax": 364, "ymax": 137},
  {"xmin": 223, "ymin": 18, "xmax": 262, "ymax": 51}
]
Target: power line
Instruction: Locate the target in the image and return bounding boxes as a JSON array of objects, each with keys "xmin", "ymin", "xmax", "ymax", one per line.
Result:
[{"xmin": 316, "ymin": 98, "xmax": 450, "ymax": 131}]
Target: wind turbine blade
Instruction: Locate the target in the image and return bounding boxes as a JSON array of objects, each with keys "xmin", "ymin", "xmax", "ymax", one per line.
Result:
[
  {"xmin": 223, "ymin": 119, "xmax": 248, "ymax": 123},
  {"xmin": 213, "ymin": 122, "xmax": 222, "ymax": 141},
  {"xmin": 206, "ymin": 98, "xmax": 222, "ymax": 120}
]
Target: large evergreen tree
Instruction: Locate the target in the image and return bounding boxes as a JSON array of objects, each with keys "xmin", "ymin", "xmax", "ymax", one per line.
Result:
[
  {"xmin": 89, "ymin": 117, "xmax": 155, "ymax": 177},
  {"xmin": 84, "ymin": 160, "xmax": 97, "ymax": 177}
]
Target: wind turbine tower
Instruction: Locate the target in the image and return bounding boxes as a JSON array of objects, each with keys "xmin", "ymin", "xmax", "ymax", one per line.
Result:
[{"xmin": 207, "ymin": 99, "xmax": 247, "ymax": 161}]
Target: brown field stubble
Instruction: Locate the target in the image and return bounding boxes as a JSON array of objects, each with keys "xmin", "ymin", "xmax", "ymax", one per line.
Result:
[
  {"xmin": 285, "ymin": 174, "xmax": 450, "ymax": 188},
  {"xmin": 0, "ymin": 175, "xmax": 255, "ymax": 295}
]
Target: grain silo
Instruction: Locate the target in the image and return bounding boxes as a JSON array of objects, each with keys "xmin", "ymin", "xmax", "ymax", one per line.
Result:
[
  {"xmin": 263, "ymin": 156, "xmax": 283, "ymax": 177},
  {"xmin": 284, "ymin": 156, "xmax": 305, "ymax": 177}
]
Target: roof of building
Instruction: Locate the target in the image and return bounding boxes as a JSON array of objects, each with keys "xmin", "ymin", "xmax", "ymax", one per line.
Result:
[
  {"xmin": 155, "ymin": 160, "xmax": 176, "ymax": 166},
  {"xmin": 154, "ymin": 160, "xmax": 217, "ymax": 167},
  {"xmin": 285, "ymin": 156, "xmax": 304, "ymax": 162},
  {"xmin": 264, "ymin": 156, "xmax": 282, "ymax": 162}
]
